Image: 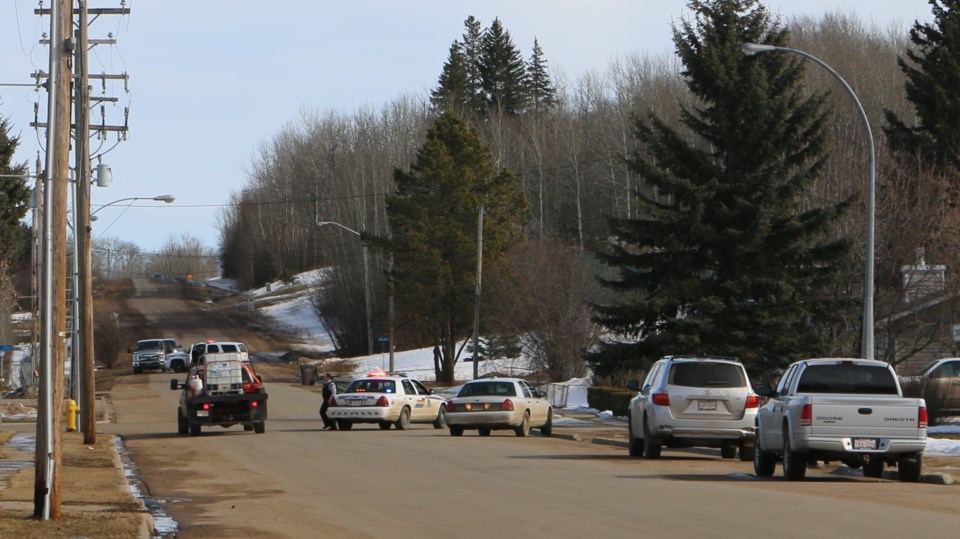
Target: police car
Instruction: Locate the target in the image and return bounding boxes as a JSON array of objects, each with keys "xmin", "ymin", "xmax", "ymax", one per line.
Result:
[{"xmin": 327, "ymin": 370, "xmax": 448, "ymax": 430}]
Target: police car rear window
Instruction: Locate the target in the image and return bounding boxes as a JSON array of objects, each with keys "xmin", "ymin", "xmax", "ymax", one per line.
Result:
[{"xmin": 345, "ymin": 379, "xmax": 396, "ymax": 393}]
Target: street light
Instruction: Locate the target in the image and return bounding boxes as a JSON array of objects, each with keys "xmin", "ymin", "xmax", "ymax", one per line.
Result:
[
  {"xmin": 91, "ymin": 194, "xmax": 175, "ymax": 216},
  {"xmin": 742, "ymin": 42, "xmax": 876, "ymax": 359},
  {"xmin": 316, "ymin": 221, "xmax": 374, "ymax": 358}
]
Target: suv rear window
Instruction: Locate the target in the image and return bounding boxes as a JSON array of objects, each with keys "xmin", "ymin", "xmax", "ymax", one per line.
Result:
[
  {"xmin": 796, "ymin": 365, "xmax": 898, "ymax": 395},
  {"xmin": 668, "ymin": 362, "xmax": 745, "ymax": 388}
]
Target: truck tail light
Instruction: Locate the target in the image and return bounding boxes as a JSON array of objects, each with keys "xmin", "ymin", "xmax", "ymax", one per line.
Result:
[
  {"xmin": 919, "ymin": 406, "xmax": 928, "ymax": 429},
  {"xmin": 651, "ymin": 393, "xmax": 670, "ymax": 406},
  {"xmin": 251, "ymin": 400, "xmax": 259, "ymax": 408},
  {"xmin": 501, "ymin": 399, "xmax": 515, "ymax": 411},
  {"xmin": 375, "ymin": 396, "xmax": 389, "ymax": 407},
  {"xmin": 745, "ymin": 395, "xmax": 760, "ymax": 409},
  {"xmin": 202, "ymin": 403, "xmax": 211, "ymax": 411},
  {"xmin": 800, "ymin": 403, "xmax": 812, "ymax": 427}
]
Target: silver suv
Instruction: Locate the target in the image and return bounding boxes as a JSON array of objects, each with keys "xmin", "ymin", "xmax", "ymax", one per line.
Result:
[{"xmin": 626, "ymin": 356, "xmax": 759, "ymax": 460}]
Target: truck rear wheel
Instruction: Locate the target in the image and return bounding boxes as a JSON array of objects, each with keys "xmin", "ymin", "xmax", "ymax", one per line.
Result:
[
  {"xmin": 254, "ymin": 421, "xmax": 266, "ymax": 434},
  {"xmin": 177, "ymin": 410, "xmax": 188, "ymax": 434},
  {"xmin": 782, "ymin": 427, "xmax": 806, "ymax": 480}
]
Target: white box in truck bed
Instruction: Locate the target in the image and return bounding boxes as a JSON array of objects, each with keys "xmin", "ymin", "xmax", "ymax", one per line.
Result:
[{"xmin": 203, "ymin": 353, "xmax": 244, "ymax": 395}]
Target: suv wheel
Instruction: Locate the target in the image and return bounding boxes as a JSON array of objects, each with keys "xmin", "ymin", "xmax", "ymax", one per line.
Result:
[
  {"xmin": 628, "ymin": 414, "xmax": 643, "ymax": 457},
  {"xmin": 720, "ymin": 442, "xmax": 737, "ymax": 459},
  {"xmin": 642, "ymin": 416, "xmax": 662, "ymax": 459}
]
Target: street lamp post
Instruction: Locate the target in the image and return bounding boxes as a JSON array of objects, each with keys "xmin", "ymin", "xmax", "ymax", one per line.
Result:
[
  {"xmin": 316, "ymin": 221, "xmax": 374, "ymax": 359},
  {"xmin": 741, "ymin": 43, "xmax": 876, "ymax": 359},
  {"xmin": 78, "ymin": 193, "xmax": 175, "ymax": 443}
]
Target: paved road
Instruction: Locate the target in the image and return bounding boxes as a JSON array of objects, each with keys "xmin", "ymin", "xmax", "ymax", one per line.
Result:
[{"xmin": 103, "ymin": 278, "xmax": 960, "ymax": 538}]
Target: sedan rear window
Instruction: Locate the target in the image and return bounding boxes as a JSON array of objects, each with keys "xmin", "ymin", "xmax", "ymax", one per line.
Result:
[
  {"xmin": 345, "ymin": 379, "xmax": 396, "ymax": 394},
  {"xmin": 457, "ymin": 382, "xmax": 517, "ymax": 397},
  {"xmin": 668, "ymin": 362, "xmax": 745, "ymax": 388}
]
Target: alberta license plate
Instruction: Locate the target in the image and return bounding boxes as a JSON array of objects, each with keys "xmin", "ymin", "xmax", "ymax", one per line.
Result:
[
  {"xmin": 196, "ymin": 410, "xmax": 209, "ymax": 417},
  {"xmin": 853, "ymin": 438, "xmax": 878, "ymax": 450},
  {"xmin": 698, "ymin": 400, "xmax": 717, "ymax": 411},
  {"xmin": 350, "ymin": 399, "xmax": 364, "ymax": 407}
]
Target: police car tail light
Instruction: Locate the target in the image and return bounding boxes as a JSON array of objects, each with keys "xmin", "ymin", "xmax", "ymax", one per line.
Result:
[
  {"xmin": 328, "ymin": 397, "xmax": 338, "ymax": 407},
  {"xmin": 501, "ymin": 399, "xmax": 514, "ymax": 411},
  {"xmin": 919, "ymin": 406, "xmax": 928, "ymax": 429},
  {"xmin": 800, "ymin": 404, "xmax": 812, "ymax": 427},
  {"xmin": 375, "ymin": 396, "xmax": 390, "ymax": 407}
]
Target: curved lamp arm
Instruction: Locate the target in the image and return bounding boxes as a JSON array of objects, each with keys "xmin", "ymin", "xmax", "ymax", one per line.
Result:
[{"xmin": 91, "ymin": 194, "xmax": 175, "ymax": 216}]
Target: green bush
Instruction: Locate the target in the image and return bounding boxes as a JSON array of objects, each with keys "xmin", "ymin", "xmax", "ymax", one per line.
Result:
[{"xmin": 587, "ymin": 386, "xmax": 636, "ymax": 417}]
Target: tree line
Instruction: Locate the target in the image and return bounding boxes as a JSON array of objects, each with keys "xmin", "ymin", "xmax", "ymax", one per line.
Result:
[{"xmin": 216, "ymin": 2, "xmax": 960, "ymax": 381}]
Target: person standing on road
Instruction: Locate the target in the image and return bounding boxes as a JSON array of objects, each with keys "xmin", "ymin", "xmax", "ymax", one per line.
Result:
[{"xmin": 320, "ymin": 372, "xmax": 338, "ymax": 430}]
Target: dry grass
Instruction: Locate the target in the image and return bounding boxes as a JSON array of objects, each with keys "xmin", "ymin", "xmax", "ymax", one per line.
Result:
[{"xmin": 0, "ymin": 431, "xmax": 148, "ymax": 538}]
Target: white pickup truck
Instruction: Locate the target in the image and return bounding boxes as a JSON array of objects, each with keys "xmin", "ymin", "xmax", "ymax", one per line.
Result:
[{"xmin": 754, "ymin": 358, "xmax": 927, "ymax": 482}]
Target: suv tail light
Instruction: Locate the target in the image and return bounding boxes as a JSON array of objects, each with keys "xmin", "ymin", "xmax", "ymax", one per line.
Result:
[
  {"xmin": 501, "ymin": 399, "xmax": 515, "ymax": 411},
  {"xmin": 919, "ymin": 406, "xmax": 928, "ymax": 429},
  {"xmin": 375, "ymin": 396, "xmax": 390, "ymax": 407},
  {"xmin": 651, "ymin": 393, "xmax": 670, "ymax": 406},
  {"xmin": 800, "ymin": 403, "xmax": 812, "ymax": 426},
  {"xmin": 745, "ymin": 395, "xmax": 760, "ymax": 409}
]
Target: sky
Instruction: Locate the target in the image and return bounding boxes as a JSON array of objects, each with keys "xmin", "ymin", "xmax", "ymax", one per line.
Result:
[{"xmin": 0, "ymin": 0, "xmax": 935, "ymax": 253}]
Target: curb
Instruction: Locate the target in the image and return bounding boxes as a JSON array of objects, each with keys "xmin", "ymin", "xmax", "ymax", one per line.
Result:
[
  {"xmin": 108, "ymin": 434, "xmax": 156, "ymax": 539},
  {"xmin": 591, "ymin": 437, "xmax": 628, "ymax": 448}
]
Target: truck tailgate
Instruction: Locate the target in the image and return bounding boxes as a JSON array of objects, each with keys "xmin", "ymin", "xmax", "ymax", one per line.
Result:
[{"xmin": 810, "ymin": 396, "xmax": 925, "ymax": 438}]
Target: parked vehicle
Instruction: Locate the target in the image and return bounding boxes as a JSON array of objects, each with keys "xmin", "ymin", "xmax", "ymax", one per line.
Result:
[
  {"xmin": 901, "ymin": 358, "xmax": 960, "ymax": 413},
  {"xmin": 130, "ymin": 339, "xmax": 169, "ymax": 374},
  {"xmin": 754, "ymin": 358, "xmax": 927, "ymax": 482},
  {"xmin": 170, "ymin": 351, "xmax": 268, "ymax": 435},
  {"xmin": 163, "ymin": 340, "xmax": 190, "ymax": 372},
  {"xmin": 187, "ymin": 341, "xmax": 250, "ymax": 367},
  {"xmin": 626, "ymin": 356, "xmax": 759, "ymax": 460},
  {"xmin": 446, "ymin": 378, "xmax": 553, "ymax": 437},
  {"xmin": 327, "ymin": 372, "xmax": 447, "ymax": 430}
]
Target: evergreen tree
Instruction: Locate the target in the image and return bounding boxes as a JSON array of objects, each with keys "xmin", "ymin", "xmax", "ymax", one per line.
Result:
[
  {"xmin": 527, "ymin": 38, "xmax": 557, "ymax": 112},
  {"xmin": 884, "ymin": 0, "xmax": 960, "ymax": 172},
  {"xmin": 0, "ymin": 112, "xmax": 30, "ymax": 273},
  {"xmin": 590, "ymin": 0, "xmax": 853, "ymax": 376},
  {"xmin": 479, "ymin": 17, "xmax": 530, "ymax": 115},
  {"xmin": 386, "ymin": 112, "xmax": 528, "ymax": 384},
  {"xmin": 430, "ymin": 42, "xmax": 472, "ymax": 115},
  {"xmin": 461, "ymin": 15, "xmax": 488, "ymax": 116}
]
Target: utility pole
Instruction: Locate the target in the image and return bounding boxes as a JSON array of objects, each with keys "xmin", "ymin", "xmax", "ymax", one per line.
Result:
[
  {"xmin": 472, "ymin": 206, "xmax": 483, "ymax": 381},
  {"xmin": 33, "ymin": 0, "xmax": 71, "ymax": 520},
  {"xmin": 75, "ymin": 0, "xmax": 96, "ymax": 443}
]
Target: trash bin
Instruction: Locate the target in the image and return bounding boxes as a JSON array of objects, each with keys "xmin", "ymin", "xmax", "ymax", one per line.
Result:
[{"xmin": 299, "ymin": 364, "xmax": 318, "ymax": 385}]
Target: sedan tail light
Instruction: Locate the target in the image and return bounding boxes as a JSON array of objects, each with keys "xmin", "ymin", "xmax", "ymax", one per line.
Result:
[
  {"xmin": 651, "ymin": 393, "xmax": 670, "ymax": 406},
  {"xmin": 501, "ymin": 399, "xmax": 515, "ymax": 411},
  {"xmin": 745, "ymin": 395, "xmax": 760, "ymax": 409},
  {"xmin": 375, "ymin": 396, "xmax": 390, "ymax": 407},
  {"xmin": 800, "ymin": 403, "xmax": 812, "ymax": 427}
]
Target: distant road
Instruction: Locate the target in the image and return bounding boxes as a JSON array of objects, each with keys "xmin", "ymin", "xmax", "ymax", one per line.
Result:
[{"xmin": 102, "ymin": 279, "xmax": 960, "ymax": 537}]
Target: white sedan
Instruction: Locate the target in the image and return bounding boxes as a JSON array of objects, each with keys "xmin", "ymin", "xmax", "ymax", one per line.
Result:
[
  {"xmin": 446, "ymin": 378, "xmax": 553, "ymax": 437},
  {"xmin": 327, "ymin": 374, "xmax": 447, "ymax": 430}
]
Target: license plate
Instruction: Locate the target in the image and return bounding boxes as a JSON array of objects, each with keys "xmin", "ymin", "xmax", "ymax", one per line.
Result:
[
  {"xmin": 350, "ymin": 399, "xmax": 364, "ymax": 407},
  {"xmin": 697, "ymin": 400, "xmax": 717, "ymax": 411},
  {"xmin": 853, "ymin": 438, "xmax": 878, "ymax": 450},
  {"xmin": 196, "ymin": 410, "xmax": 209, "ymax": 417}
]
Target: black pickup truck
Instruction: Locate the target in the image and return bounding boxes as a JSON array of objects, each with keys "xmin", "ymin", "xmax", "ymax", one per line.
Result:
[{"xmin": 170, "ymin": 353, "xmax": 268, "ymax": 435}]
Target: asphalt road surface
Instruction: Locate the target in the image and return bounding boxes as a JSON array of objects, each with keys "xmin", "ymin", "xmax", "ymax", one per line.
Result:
[{"xmin": 101, "ymin": 278, "xmax": 960, "ymax": 538}]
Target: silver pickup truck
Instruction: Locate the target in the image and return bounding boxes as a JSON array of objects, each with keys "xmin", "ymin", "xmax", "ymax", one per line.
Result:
[{"xmin": 754, "ymin": 358, "xmax": 927, "ymax": 482}]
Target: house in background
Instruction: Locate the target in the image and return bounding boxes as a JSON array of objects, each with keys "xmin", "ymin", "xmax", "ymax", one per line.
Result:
[{"xmin": 877, "ymin": 249, "xmax": 959, "ymax": 375}]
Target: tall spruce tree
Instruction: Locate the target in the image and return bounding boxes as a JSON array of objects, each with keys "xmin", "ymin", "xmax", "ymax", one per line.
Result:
[
  {"xmin": 0, "ymin": 112, "xmax": 30, "ymax": 272},
  {"xmin": 431, "ymin": 42, "xmax": 473, "ymax": 115},
  {"xmin": 884, "ymin": 0, "xmax": 960, "ymax": 173},
  {"xmin": 386, "ymin": 112, "xmax": 528, "ymax": 384},
  {"xmin": 590, "ymin": 0, "xmax": 852, "ymax": 376},
  {"xmin": 479, "ymin": 17, "xmax": 530, "ymax": 115},
  {"xmin": 527, "ymin": 38, "xmax": 557, "ymax": 112}
]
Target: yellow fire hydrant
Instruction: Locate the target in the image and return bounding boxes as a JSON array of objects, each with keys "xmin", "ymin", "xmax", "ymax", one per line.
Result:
[{"xmin": 65, "ymin": 399, "xmax": 80, "ymax": 432}]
